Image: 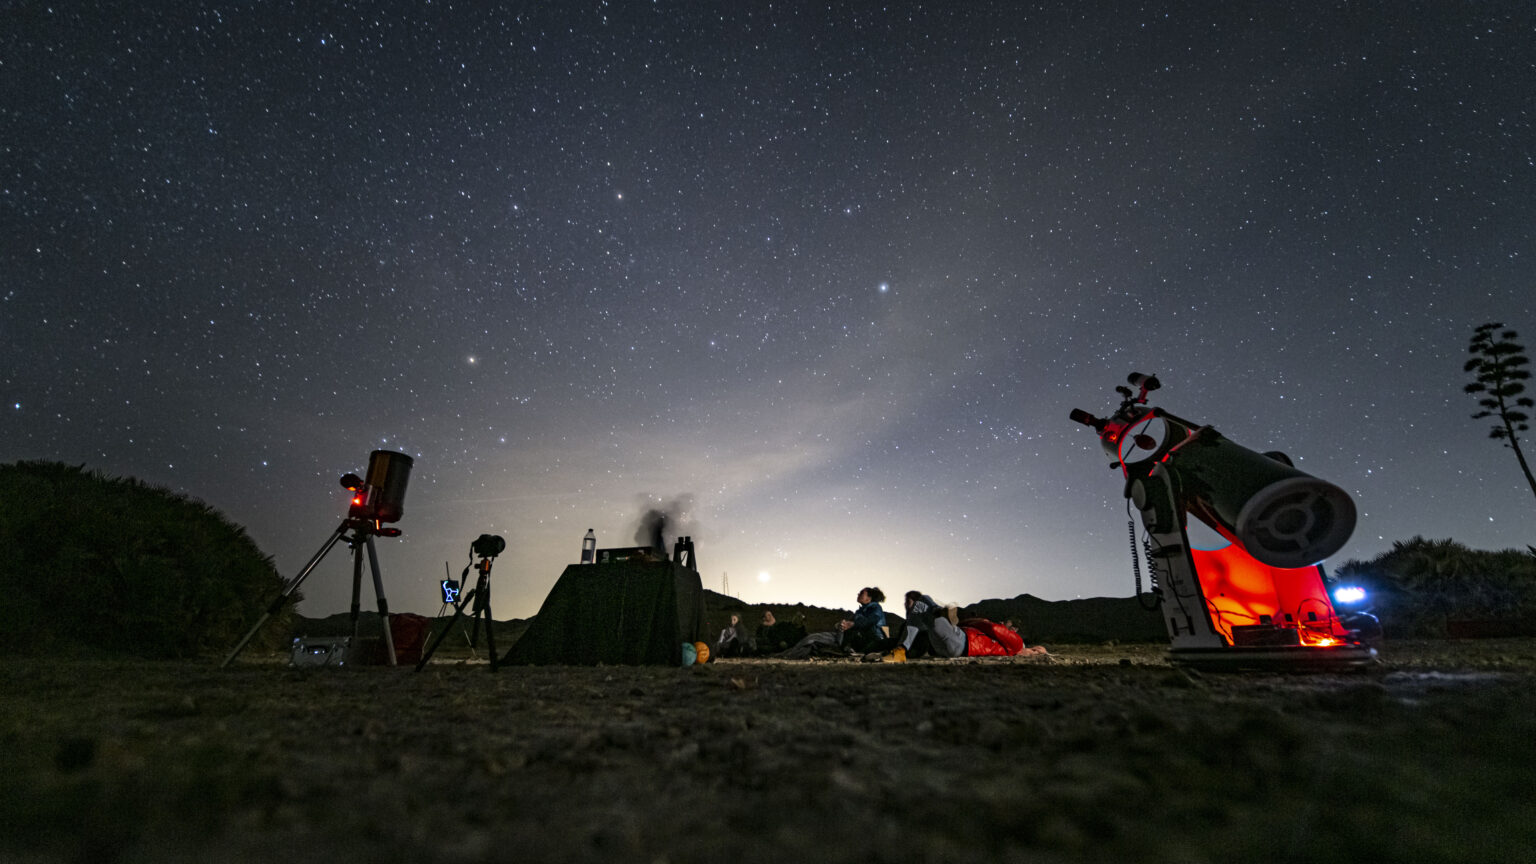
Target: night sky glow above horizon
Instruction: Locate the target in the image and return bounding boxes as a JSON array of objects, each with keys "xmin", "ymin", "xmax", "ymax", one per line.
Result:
[{"xmin": 4, "ymin": 2, "xmax": 1534, "ymax": 620}]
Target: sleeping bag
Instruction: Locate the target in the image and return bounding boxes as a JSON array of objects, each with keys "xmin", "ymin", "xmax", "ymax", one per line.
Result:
[{"xmin": 959, "ymin": 618, "xmax": 1026, "ymax": 656}]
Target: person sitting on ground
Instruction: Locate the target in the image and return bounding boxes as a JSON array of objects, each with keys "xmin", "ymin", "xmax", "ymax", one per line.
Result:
[
  {"xmin": 754, "ymin": 609, "xmax": 806, "ymax": 655},
  {"xmin": 714, "ymin": 612, "xmax": 756, "ymax": 658},
  {"xmin": 835, "ymin": 587, "xmax": 888, "ymax": 654},
  {"xmin": 776, "ymin": 588, "xmax": 887, "ymax": 660},
  {"xmin": 872, "ymin": 590, "xmax": 958, "ymax": 660}
]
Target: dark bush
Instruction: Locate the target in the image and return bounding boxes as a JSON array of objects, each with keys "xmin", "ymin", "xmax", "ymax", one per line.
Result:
[
  {"xmin": 0, "ymin": 461, "xmax": 294, "ymax": 657},
  {"xmin": 1333, "ymin": 537, "xmax": 1536, "ymax": 637}
]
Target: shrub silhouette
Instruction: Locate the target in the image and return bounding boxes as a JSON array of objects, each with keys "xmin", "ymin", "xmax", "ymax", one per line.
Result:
[
  {"xmin": 1333, "ymin": 537, "xmax": 1536, "ymax": 637},
  {"xmin": 0, "ymin": 461, "xmax": 294, "ymax": 657}
]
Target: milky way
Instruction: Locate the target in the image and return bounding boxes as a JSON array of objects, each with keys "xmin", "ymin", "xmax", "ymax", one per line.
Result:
[{"xmin": 4, "ymin": 3, "xmax": 1534, "ymax": 618}]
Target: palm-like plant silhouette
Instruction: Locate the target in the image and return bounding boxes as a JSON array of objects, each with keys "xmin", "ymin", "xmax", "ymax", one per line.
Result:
[{"xmin": 1465, "ymin": 322, "xmax": 1536, "ymax": 506}]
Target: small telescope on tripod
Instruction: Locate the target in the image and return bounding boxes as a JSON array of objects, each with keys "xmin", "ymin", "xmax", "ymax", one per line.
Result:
[
  {"xmin": 222, "ymin": 450, "xmax": 414, "ymax": 668},
  {"xmin": 1070, "ymin": 373, "xmax": 1377, "ymax": 670}
]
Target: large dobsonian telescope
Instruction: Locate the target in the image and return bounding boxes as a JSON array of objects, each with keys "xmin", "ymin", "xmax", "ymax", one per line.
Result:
[{"xmin": 1070, "ymin": 374, "xmax": 1377, "ymax": 670}]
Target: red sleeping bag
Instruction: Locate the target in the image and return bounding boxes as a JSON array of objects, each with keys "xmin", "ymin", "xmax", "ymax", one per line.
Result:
[{"xmin": 959, "ymin": 618, "xmax": 1025, "ymax": 656}]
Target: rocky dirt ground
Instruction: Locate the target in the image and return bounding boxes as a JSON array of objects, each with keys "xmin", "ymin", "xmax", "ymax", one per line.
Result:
[{"xmin": 4, "ymin": 640, "xmax": 1535, "ymax": 864}]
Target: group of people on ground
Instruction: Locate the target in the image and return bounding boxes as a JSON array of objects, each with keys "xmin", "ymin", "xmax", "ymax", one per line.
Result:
[
  {"xmin": 716, "ymin": 587, "xmax": 1045, "ymax": 662},
  {"xmin": 712, "ymin": 608, "xmax": 809, "ymax": 658}
]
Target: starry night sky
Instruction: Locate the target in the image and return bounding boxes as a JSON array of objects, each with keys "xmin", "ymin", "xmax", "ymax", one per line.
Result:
[{"xmin": 4, "ymin": 2, "xmax": 1534, "ymax": 620}]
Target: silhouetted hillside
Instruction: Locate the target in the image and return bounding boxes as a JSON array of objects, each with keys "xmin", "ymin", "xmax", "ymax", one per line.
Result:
[
  {"xmin": 960, "ymin": 594, "xmax": 1166, "ymax": 643},
  {"xmin": 290, "ymin": 611, "xmax": 530, "ymax": 653}
]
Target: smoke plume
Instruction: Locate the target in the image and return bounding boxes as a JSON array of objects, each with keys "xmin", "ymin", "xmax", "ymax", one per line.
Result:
[{"xmin": 632, "ymin": 494, "xmax": 696, "ymax": 553}]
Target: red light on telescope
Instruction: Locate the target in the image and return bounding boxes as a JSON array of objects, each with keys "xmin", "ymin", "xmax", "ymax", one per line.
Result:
[{"xmin": 345, "ymin": 487, "xmax": 370, "ymax": 520}]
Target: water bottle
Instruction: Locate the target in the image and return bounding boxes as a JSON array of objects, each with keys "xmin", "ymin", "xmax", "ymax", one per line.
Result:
[{"xmin": 581, "ymin": 529, "xmax": 596, "ymax": 564}]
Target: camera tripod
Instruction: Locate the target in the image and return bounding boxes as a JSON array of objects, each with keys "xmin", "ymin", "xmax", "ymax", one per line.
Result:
[
  {"xmin": 416, "ymin": 548, "xmax": 502, "ymax": 671},
  {"xmin": 221, "ymin": 517, "xmax": 399, "ymax": 668}
]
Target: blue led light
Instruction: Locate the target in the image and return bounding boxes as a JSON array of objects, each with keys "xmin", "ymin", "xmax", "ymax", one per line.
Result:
[{"xmin": 1333, "ymin": 586, "xmax": 1367, "ymax": 605}]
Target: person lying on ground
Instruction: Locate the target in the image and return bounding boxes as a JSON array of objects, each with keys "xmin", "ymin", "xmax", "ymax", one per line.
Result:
[
  {"xmin": 956, "ymin": 618, "xmax": 1048, "ymax": 657},
  {"xmin": 867, "ymin": 592, "xmax": 1046, "ymax": 661}
]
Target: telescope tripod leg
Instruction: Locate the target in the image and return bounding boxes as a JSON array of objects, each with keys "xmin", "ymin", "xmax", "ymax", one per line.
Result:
[
  {"xmin": 365, "ymin": 535, "xmax": 397, "ymax": 666},
  {"xmin": 221, "ymin": 522, "xmax": 349, "ymax": 668},
  {"xmin": 349, "ymin": 539, "xmax": 365, "ymax": 644},
  {"xmin": 344, "ymin": 538, "xmax": 397, "ymax": 667}
]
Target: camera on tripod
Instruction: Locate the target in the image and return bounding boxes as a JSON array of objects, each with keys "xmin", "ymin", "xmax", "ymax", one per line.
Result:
[
  {"xmin": 416, "ymin": 533, "xmax": 509, "ymax": 672},
  {"xmin": 471, "ymin": 533, "xmax": 506, "ymax": 559}
]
